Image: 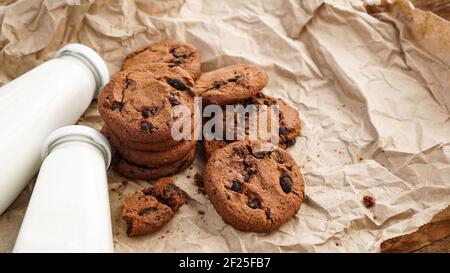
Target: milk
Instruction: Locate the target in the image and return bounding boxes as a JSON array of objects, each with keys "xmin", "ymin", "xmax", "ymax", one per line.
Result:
[
  {"xmin": 13, "ymin": 125, "xmax": 113, "ymax": 252},
  {"xmin": 0, "ymin": 44, "xmax": 109, "ymax": 215}
]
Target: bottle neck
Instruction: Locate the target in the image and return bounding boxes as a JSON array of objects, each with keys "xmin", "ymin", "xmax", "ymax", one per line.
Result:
[
  {"xmin": 55, "ymin": 52, "xmax": 102, "ymax": 98},
  {"xmin": 45, "ymin": 134, "xmax": 111, "ymax": 168}
]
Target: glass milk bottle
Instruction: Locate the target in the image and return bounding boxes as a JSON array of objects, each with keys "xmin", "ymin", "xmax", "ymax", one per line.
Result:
[
  {"xmin": 0, "ymin": 44, "xmax": 109, "ymax": 215},
  {"xmin": 13, "ymin": 125, "xmax": 113, "ymax": 253}
]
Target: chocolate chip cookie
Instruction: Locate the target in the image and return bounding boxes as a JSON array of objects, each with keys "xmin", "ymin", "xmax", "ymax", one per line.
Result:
[
  {"xmin": 122, "ymin": 191, "xmax": 174, "ymax": 236},
  {"xmin": 204, "ymin": 140, "xmax": 304, "ymax": 232},
  {"xmin": 122, "ymin": 40, "xmax": 202, "ymax": 80},
  {"xmin": 202, "ymin": 93, "xmax": 301, "ymax": 158},
  {"xmin": 104, "ymin": 126, "xmax": 196, "ymax": 166},
  {"xmin": 122, "ymin": 178, "xmax": 185, "ymax": 236},
  {"xmin": 112, "ymin": 146, "xmax": 196, "ymax": 180},
  {"xmin": 195, "ymin": 64, "xmax": 268, "ymax": 105},
  {"xmin": 98, "ymin": 62, "xmax": 195, "ymax": 143}
]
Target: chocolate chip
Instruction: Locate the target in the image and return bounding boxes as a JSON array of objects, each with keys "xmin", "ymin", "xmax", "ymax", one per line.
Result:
[
  {"xmin": 227, "ymin": 76, "xmax": 239, "ymax": 83},
  {"xmin": 142, "ymin": 188, "xmax": 155, "ymax": 196},
  {"xmin": 263, "ymin": 100, "xmax": 271, "ymax": 106},
  {"xmin": 111, "ymin": 101, "xmax": 122, "ymax": 111},
  {"xmin": 279, "ymin": 112, "xmax": 284, "ymax": 121},
  {"xmin": 140, "ymin": 121, "xmax": 154, "ymax": 133},
  {"xmin": 138, "ymin": 207, "xmax": 156, "ymax": 216},
  {"xmin": 279, "ymin": 127, "xmax": 290, "ymax": 136},
  {"xmin": 141, "ymin": 110, "xmax": 149, "ymax": 118},
  {"xmin": 248, "ymin": 198, "xmax": 261, "ymax": 209},
  {"xmin": 243, "ymin": 173, "xmax": 250, "ymax": 182},
  {"xmin": 168, "ymin": 79, "xmax": 187, "ymax": 91},
  {"xmin": 170, "ymin": 48, "xmax": 186, "ymax": 58},
  {"xmin": 252, "ymin": 151, "xmax": 267, "ymax": 159},
  {"xmin": 280, "ymin": 176, "xmax": 292, "ymax": 193},
  {"xmin": 283, "ymin": 139, "xmax": 296, "ymax": 147},
  {"xmin": 173, "ymin": 57, "xmax": 184, "ymax": 65},
  {"xmin": 168, "ymin": 63, "xmax": 176, "ymax": 68},
  {"xmin": 232, "ymin": 146, "xmax": 245, "ymax": 157},
  {"xmin": 169, "ymin": 96, "xmax": 180, "ymax": 106},
  {"xmin": 231, "ymin": 179, "xmax": 241, "ymax": 192},
  {"xmin": 212, "ymin": 80, "xmax": 226, "ymax": 89},
  {"xmin": 265, "ymin": 210, "xmax": 272, "ymax": 220}
]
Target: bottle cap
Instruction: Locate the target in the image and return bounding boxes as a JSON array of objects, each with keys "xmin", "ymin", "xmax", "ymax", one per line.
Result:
[
  {"xmin": 55, "ymin": 43, "xmax": 110, "ymax": 97},
  {"xmin": 42, "ymin": 125, "xmax": 112, "ymax": 168}
]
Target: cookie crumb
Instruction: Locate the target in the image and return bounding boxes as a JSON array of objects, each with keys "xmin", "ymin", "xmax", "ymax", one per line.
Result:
[
  {"xmin": 194, "ymin": 173, "xmax": 206, "ymax": 194},
  {"xmin": 362, "ymin": 195, "xmax": 376, "ymax": 208},
  {"xmin": 198, "ymin": 210, "xmax": 205, "ymax": 215}
]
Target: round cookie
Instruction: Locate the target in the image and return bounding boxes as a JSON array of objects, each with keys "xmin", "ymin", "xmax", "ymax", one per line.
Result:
[
  {"xmin": 204, "ymin": 140, "xmax": 304, "ymax": 232},
  {"xmin": 195, "ymin": 64, "xmax": 268, "ymax": 105},
  {"xmin": 122, "ymin": 40, "xmax": 202, "ymax": 80},
  {"xmin": 202, "ymin": 93, "xmax": 301, "ymax": 158},
  {"xmin": 112, "ymin": 146, "xmax": 196, "ymax": 181},
  {"xmin": 98, "ymin": 62, "xmax": 195, "ymax": 143},
  {"xmin": 106, "ymin": 127, "xmax": 196, "ymax": 166}
]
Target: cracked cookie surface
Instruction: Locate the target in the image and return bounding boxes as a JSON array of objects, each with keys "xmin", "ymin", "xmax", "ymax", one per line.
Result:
[
  {"xmin": 195, "ymin": 64, "xmax": 268, "ymax": 105},
  {"xmin": 122, "ymin": 40, "xmax": 202, "ymax": 80},
  {"xmin": 98, "ymin": 62, "xmax": 195, "ymax": 143},
  {"xmin": 204, "ymin": 140, "xmax": 304, "ymax": 232}
]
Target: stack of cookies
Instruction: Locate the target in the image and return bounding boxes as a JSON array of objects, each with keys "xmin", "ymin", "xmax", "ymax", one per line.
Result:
[
  {"xmin": 194, "ymin": 64, "xmax": 301, "ymax": 158},
  {"xmin": 193, "ymin": 63, "xmax": 304, "ymax": 232},
  {"xmin": 98, "ymin": 41, "xmax": 202, "ymax": 180},
  {"xmin": 98, "ymin": 39, "xmax": 305, "ymax": 234}
]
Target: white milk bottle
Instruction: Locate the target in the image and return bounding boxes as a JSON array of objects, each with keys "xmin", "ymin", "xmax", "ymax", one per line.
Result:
[
  {"xmin": 0, "ymin": 44, "xmax": 109, "ymax": 215},
  {"xmin": 13, "ymin": 125, "xmax": 113, "ymax": 253}
]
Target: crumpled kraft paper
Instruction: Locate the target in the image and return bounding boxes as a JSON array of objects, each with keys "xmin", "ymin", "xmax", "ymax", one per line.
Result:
[{"xmin": 0, "ymin": 0, "xmax": 449, "ymax": 252}]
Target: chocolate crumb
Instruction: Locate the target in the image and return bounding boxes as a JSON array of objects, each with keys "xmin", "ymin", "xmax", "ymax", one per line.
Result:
[
  {"xmin": 198, "ymin": 210, "xmax": 205, "ymax": 215},
  {"xmin": 194, "ymin": 173, "xmax": 206, "ymax": 195},
  {"xmin": 362, "ymin": 195, "xmax": 376, "ymax": 208}
]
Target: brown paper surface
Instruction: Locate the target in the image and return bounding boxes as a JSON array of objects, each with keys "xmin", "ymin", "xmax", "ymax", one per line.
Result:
[{"xmin": 0, "ymin": 0, "xmax": 449, "ymax": 252}]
